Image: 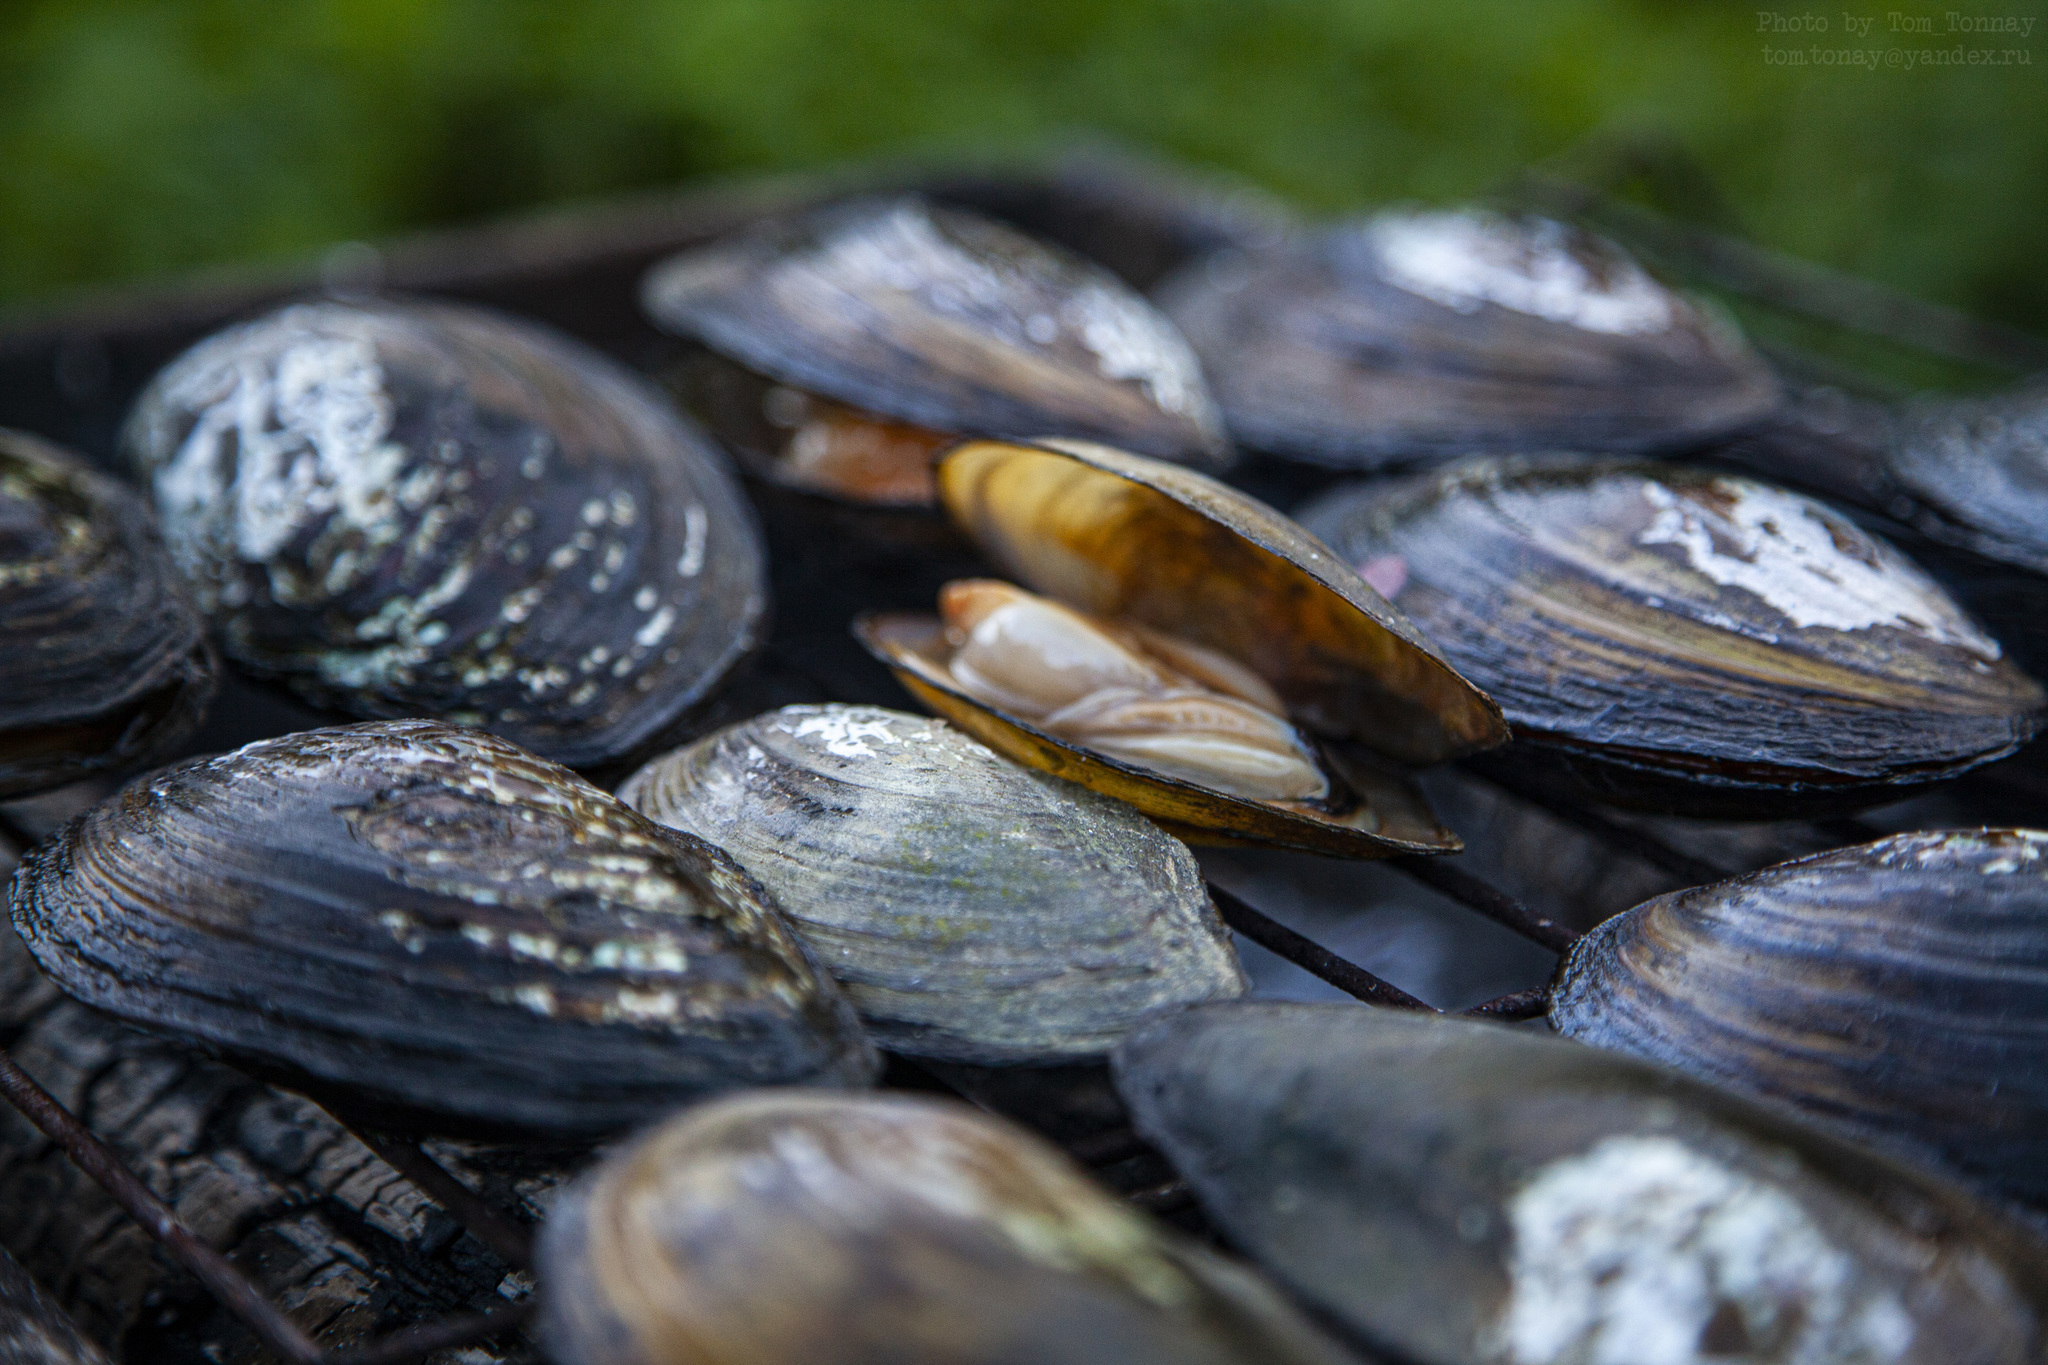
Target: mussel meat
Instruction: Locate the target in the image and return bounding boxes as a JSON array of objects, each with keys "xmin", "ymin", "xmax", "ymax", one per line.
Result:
[
  {"xmin": 9, "ymin": 720, "xmax": 876, "ymax": 1135},
  {"xmin": 1300, "ymin": 456, "xmax": 2046, "ymax": 816},
  {"xmin": 122, "ymin": 297, "xmax": 766, "ymax": 769},
  {"xmin": 536, "ymin": 1090, "xmax": 1358, "ymax": 1365},
  {"xmin": 856, "ymin": 437, "xmax": 1507, "ymax": 856},
  {"xmin": 1552, "ymin": 828, "xmax": 2048, "ymax": 1207},
  {"xmin": 1157, "ymin": 208, "xmax": 1778, "ymax": 468},
  {"xmin": 642, "ymin": 195, "xmax": 1230, "ymax": 507},
  {"xmin": 619, "ymin": 704, "xmax": 1247, "ymax": 1063},
  {"xmin": 0, "ymin": 430, "xmax": 215, "ymax": 799},
  {"xmin": 1116, "ymin": 1001, "xmax": 2048, "ymax": 1365}
]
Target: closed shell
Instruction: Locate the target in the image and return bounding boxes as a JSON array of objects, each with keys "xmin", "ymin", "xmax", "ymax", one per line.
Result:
[
  {"xmin": 9, "ymin": 720, "xmax": 876, "ymax": 1136},
  {"xmin": 121, "ymin": 298, "xmax": 765, "ymax": 769},
  {"xmin": 1552, "ymin": 829, "xmax": 2048, "ymax": 1207},
  {"xmin": 1116, "ymin": 1002, "xmax": 2048, "ymax": 1365},
  {"xmin": 0, "ymin": 430, "xmax": 215, "ymax": 798},
  {"xmin": 620, "ymin": 704, "xmax": 1247, "ymax": 1063},
  {"xmin": 536, "ymin": 1090, "xmax": 1358, "ymax": 1365},
  {"xmin": 1299, "ymin": 456, "xmax": 2046, "ymax": 816},
  {"xmin": 642, "ymin": 196, "xmax": 1230, "ymax": 470},
  {"xmin": 1158, "ymin": 209, "xmax": 1778, "ymax": 468}
]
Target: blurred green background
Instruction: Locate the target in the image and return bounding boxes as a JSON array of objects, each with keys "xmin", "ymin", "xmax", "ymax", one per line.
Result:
[{"xmin": 2, "ymin": 0, "xmax": 2044, "ymax": 348}]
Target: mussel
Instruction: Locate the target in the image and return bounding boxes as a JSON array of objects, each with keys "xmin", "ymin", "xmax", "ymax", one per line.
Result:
[
  {"xmin": 0, "ymin": 430, "xmax": 215, "ymax": 798},
  {"xmin": 536, "ymin": 1090, "xmax": 1358, "ymax": 1365},
  {"xmin": 122, "ymin": 297, "xmax": 766, "ymax": 769},
  {"xmin": 0, "ymin": 1245, "xmax": 108, "ymax": 1365},
  {"xmin": 619, "ymin": 704, "xmax": 1247, "ymax": 1062},
  {"xmin": 1300, "ymin": 456, "xmax": 2046, "ymax": 817},
  {"xmin": 641, "ymin": 195, "xmax": 1230, "ymax": 507},
  {"xmin": 1156, "ymin": 208, "xmax": 1778, "ymax": 468},
  {"xmin": 855, "ymin": 437, "xmax": 1508, "ymax": 856},
  {"xmin": 1116, "ymin": 1001, "xmax": 2048, "ymax": 1365},
  {"xmin": 1552, "ymin": 828, "xmax": 2048, "ymax": 1207},
  {"xmin": 9, "ymin": 720, "xmax": 876, "ymax": 1135}
]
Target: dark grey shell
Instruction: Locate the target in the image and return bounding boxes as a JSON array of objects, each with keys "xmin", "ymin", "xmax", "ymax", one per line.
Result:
[
  {"xmin": 1157, "ymin": 209, "xmax": 1778, "ymax": 468},
  {"xmin": 1116, "ymin": 1002, "xmax": 2048, "ymax": 1365},
  {"xmin": 1552, "ymin": 829, "xmax": 2048, "ymax": 1207},
  {"xmin": 536, "ymin": 1090, "xmax": 1357, "ymax": 1365},
  {"xmin": 8, "ymin": 720, "xmax": 877, "ymax": 1136},
  {"xmin": 1299, "ymin": 456, "xmax": 2046, "ymax": 816},
  {"xmin": 618, "ymin": 705, "xmax": 1247, "ymax": 1063},
  {"xmin": 640, "ymin": 196, "xmax": 1230, "ymax": 466},
  {"xmin": 0, "ymin": 430, "xmax": 214, "ymax": 799},
  {"xmin": 0, "ymin": 1245, "xmax": 109, "ymax": 1365},
  {"xmin": 1885, "ymin": 384, "xmax": 2048, "ymax": 577},
  {"xmin": 121, "ymin": 297, "xmax": 766, "ymax": 769}
]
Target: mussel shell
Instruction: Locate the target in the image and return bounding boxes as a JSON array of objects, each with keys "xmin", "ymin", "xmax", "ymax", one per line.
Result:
[
  {"xmin": 1299, "ymin": 456, "xmax": 2046, "ymax": 817},
  {"xmin": 121, "ymin": 297, "xmax": 766, "ymax": 770},
  {"xmin": 1552, "ymin": 829, "xmax": 2048, "ymax": 1207},
  {"xmin": 9, "ymin": 720, "xmax": 876, "ymax": 1136},
  {"xmin": 536, "ymin": 1090, "xmax": 1357, "ymax": 1365},
  {"xmin": 1888, "ymin": 384, "xmax": 2048, "ymax": 577},
  {"xmin": 1157, "ymin": 209, "xmax": 1779, "ymax": 468},
  {"xmin": 1117, "ymin": 1002, "xmax": 2048, "ymax": 1365},
  {"xmin": 0, "ymin": 1244, "xmax": 108, "ymax": 1365},
  {"xmin": 641, "ymin": 196, "xmax": 1230, "ymax": 467},
  {"xmin": 619, "ymin": 704, "xmax": 1247, "ymax": 1063},
  {"xmin": 856, "ymin": 437, "xmax": 1504, "ymax": 856},
  {"xmin": 0, "ymin": 430, "xmax": 215, "ymax": 799}
]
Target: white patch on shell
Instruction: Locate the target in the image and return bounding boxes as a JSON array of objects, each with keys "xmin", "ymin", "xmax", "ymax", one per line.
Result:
[
  {"xmin": 1876, "ymin": 828, "xmax": 2048, "ymax": 875},
  {"xmin": 676, "ymin": 502, "xmax": 707, "ymax": 577},
  {"xmin": 1496, "ymin": 1135, "xmax": 1914, "ymax": 1365},
  {"xmin": 1638, "ymin": 480, "xmax": 2001, "ymax": 657},
  {"xmin": 1369, "ymin": 211, "xmax": 1675, "ymax": 336},
  {"xmin": 152, "ymin": 326, "xmax": 410, "ymax": 598},
  {"xmin": 1059, "ymin": 282, "xmax": 1206, "ymax": 417},
  {"xmin": 784, "ymin": 709, "xmax": 905, "ymax": 760}
]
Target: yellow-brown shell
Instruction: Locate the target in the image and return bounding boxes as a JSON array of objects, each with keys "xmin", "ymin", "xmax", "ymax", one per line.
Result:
[{"xmin": 855, "ymin": 437, "xmax": 1505, "ymax": 856}]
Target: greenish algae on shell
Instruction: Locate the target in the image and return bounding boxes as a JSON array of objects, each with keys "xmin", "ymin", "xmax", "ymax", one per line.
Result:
[
  {"xmin": 1116, "ymin": 1002, "xmax": 2048, "ymax": 1365},
  {"xmin": 121, "ymin": 297, "xmax": 766, "ymax": 769},
  {"xmin": 536, "ymin": 1090, "xmax": 1359, "ymax": 1365},
  {"xmin": 0, "ymin": 429, "xmax": 215, "ymax": 798},
  {"xmin": 619, "ymin": 704, "xmax": 1247, "ymax": 1063},
  {"xmin": 1552, "ymin": 829, "xmax": 2048, "ymax": 1209},
  {"xmin": 10, "ymin": 720, "xmax": 876, "ymax": 1136}
]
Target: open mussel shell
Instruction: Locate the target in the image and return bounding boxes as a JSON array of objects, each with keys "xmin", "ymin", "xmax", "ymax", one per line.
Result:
[
  {"xmin": 9, "ymin": 720, "xmax": 876, "ymax": 1136},
  {"xmin": 855, "ymin": 437, "xmax": 1505, "ymax": 857},
  {"xmin": 536, "ymin": 1090, "xmax": 1358, "ymax": 1365},
  {"xmin": 1300, "ymin": 456, "xmax": 2046, "ymax": 817},
  {"xmin": 1553, "ymin": 828, "xmax": 2048, "ymax": 1208},
  {"xmin": 642, "ymin": 195, "xmax": 1230, "ymax": 506},
  {"xmin": 1117, "ymin": 1002, "xmax": 2048, "ymax": 1365},
  {"xmin": 1157, "ymin": 208, "xmax": 1778, "ymax": 469},
  {"xmin": 0, "ymin": 430, "xmax": 215, "ymax": 799},
  {"xmin": 121, "ymin": 296, "xmax": 766, "ymax": 770},
  {"xmin": 619, "ymin": 704, "xmax": 1247, "ymax": 1063}
]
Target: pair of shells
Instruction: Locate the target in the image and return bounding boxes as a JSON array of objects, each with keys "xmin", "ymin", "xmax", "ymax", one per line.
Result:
[
  {"xmin": 1117, "ymin": 1002, "xmax": 2048, "ymax": 1365},
  {"xmin": 1158, "ymin": 207, "xmax": 1779, "ymax": 468},
  {"xmin": 123, "ymin": 297, "xmax": 766, "ymax": 770},
  {"xmin": 642, "ymin": 195, "xmax": 1230, "ymax": 507},
  {"xmin": 1301, "ymin": 455, "xmax": 2044, "ymax": 816}
]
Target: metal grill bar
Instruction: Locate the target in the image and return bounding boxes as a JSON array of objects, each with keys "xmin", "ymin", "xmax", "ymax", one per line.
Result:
[
  {"xmin": 1388, "ymin": 857, "xmax": 1579, "ymax": 954},
  {"xmin": 346, "ymin": 1127, "xmax": 534, "ymax": 1270},
  {"xmin": 1209, "ymin": 882, "xmax": 1434, "ymax": 1009}
]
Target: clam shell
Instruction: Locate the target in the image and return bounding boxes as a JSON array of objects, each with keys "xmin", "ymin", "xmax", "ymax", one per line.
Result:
[
  {"xmin": 1116, "ymin": 1002, "xmax": 2048, "ymax": 1365},
  {"xmin": 1299, "ymin": 456, "xmax": 2046, "ymax": 816},
  {"xmin": 1553, "ymin": 828, "xmax": 2048, "ymax": 1206},
  {"xmin": 8, "ymin": 720, "xmax": 876, "ymax": 1135},
  {"xmin": 121, "ymin": 298, "xmax": 765, "ymax": 769},
  {"xmin": 641, "ymin": 196, "xmax": 1230, "ymax": 467},
  {"xmin": 1889, "ymin": 384, "xmax": 2048, "ymax": 578},
  {"xmin": 536, "ymin": 1090, "xmax": 1358, "ymax": 1365},
  {"xmin": 0, "ymin": 431, "xmax": 215, "ymax": 799},
  {"xmin": 619, "ymin": 704, "xmax": 1247, "ymax": 1063},
  {"xmin": 857, "ymin": 437, "xmax": 1505, "ymax": 856},
  {"xmin": 1157, "ymin": 209, "xmax": 1778, "ymax": 468}
]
